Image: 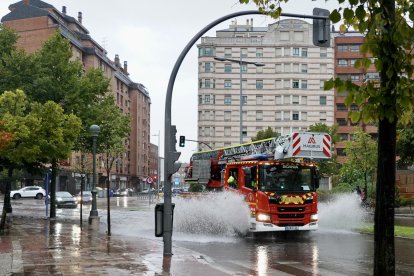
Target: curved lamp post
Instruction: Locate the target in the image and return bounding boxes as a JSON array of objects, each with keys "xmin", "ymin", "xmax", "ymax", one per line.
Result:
[
  {"xmin": 214, "ymin": 56, "xmax": 264, "ymax": 144},
  {"xmin": 89, "ymin": 124, "xmax": 100, "ymax": 222}
]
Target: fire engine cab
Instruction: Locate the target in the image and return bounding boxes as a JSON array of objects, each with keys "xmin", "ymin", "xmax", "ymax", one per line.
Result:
[{"xmin": 185, "ymin": 132, "xmax": 332, "ymax": 232}]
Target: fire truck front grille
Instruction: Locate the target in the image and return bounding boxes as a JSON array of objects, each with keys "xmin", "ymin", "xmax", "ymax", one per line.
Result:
[
  {"xmin": 277, "ymin": 207, "xmax": 305, "ymax": 212},
  {"xmin": 278, "ymin": 214, "xmax": 304, "ymax": 219}
]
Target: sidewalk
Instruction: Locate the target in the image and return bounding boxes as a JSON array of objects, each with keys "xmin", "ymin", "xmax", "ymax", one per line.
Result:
[{"xmin": 0, "ymin": 215, "xmax": 229, "ymax": 276}]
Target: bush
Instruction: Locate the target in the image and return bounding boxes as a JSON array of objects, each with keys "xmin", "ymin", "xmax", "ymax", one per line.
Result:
[
  {"xmin": 400, "ymin": 198, "xmax": 414, "ymax": 207},
  {"xmin": 188, "ymin": 182, "xmax": 204, "ymax": 192}
]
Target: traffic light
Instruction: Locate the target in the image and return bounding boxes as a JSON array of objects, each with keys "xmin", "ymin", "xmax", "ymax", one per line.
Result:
[
  {"xmin": 179, "ymin": 136, "xmax": 185, "ymax": 147},
  {"xmin": 170, "ymin": 125, "xmax": 177, "ymax": 152},
  {"xmin": 312, "ymin": 8, "xmax": 330, "ymax": 47},
  {"xmin": 167, "ymin": 125, "xmax": 181, "ymax": 179}
]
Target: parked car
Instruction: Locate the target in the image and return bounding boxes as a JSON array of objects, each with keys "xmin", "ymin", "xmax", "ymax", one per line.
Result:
[
  {"xmin": 76, "ymin": 191, "xmax": 92, "ymax": 204},
  {"xmin": 141, "ymin": 188, "xmax": 156, "ymax": 194},
  {"xmin": 113, "ymin": 189, "xmax": 128, "ymax": 197},
  {"xmin": 10, "ymin": 186, "xmax": 46, "ymax": 200},
  {"xmin": 55, "ymin": 191, "xmax": 77, "ymax": 208}
]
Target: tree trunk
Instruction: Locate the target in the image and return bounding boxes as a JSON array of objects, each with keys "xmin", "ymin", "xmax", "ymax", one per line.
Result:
[
  {"xmin": 374, "ymin": 0, "xmax": 396, "ymax": 274},
  {"xmin": 106, "ymin": 171, "xmax": 111, "ymax": 236},
  {"xmin": 0, "ymin": 167, "xmax": 13, "ymax": 232},
  {"xmin": 49, "ymin": 160, "xmax": 58, "ymax": 218}
]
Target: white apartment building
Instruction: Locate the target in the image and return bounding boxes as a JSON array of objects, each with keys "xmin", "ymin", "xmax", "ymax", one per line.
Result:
[{"xmin": 197, "ymin": 18, "xmax": 334, "ymax": 150}]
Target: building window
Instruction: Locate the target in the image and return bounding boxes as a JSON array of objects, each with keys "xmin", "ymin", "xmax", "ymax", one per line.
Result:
[
  {"xmin": 350, "ymin": 44, "xmax": 360, "ymax": 52},
  {"xmin": 241, "ymin": 48, "xmax": 248, "ymax": 58},
  {"xmin": 320, "ymin": 112, "xmax": 327, "ymax": 121},
  {"xmin": 320, "ymin": 95, "xmax": 327, "ymax": 105},
  {"xmin": 241, "ymin": 64, "xmax": 247, "ymax": 73},
  {"xmin": 205, "ymin": 62, "xmax": 211, "ymax": 72},
  {"xmin": 293, "ymin": 48, "xmax": 300, "ymax": 56},
  {"xmin": 337, "ymin": 118, "xmax": 347, "ymax": 126},
  {"xmin": 275, "ymin": 63, "xmax": 282, "ymax": 72},
  {"xmin": 256, "ymin": 80, "xmax": 263, "ymax": 89},
  {"xmin": 284, "ymin": 95, "xmax": 290, "ymax": 104},
  {"xmin": 292, "ymin": 80, "xmax": 299, "ymax": 88},
  {"xmin": 224, "ymin": 80, "xmax": 232, "ymax": 88},
  {"xmin": 337, "ymin": 148, "xmax": 346, "ymax": 156},
  {"xmin": 350, "ymin": 59, "xmax": 357, "ymax": 67},
  {"xmin": 338, "ymin": 45, "xmax": 348, "ymax": 52},
  {"xmin": 275, "ymin": 80, "xmax": 282, "ymax": 88},
  {"xmin": 302, "ymin": 96, "xmax": 307, "ymax": 105},
  {"xmin": 205, "ymin": 79, "xmax": 211, "ymax": 88},
  {"xmin": 351, "ymin": 75, "xmax": 360, "ymax": 81},
  {"xmin": 256, "ymin": 66, "xmax": 263, "ymax": 74},
  {"xmin": 275, "ymin": 47, "xmax": 282, "ymax": 56},
  {"xmin": 198, "ymin": 95, "xmax": 202, "ymax": 105},
  {"xmin": 275, "ymin": 111, "xmax": 282, "ymax": 121},
  {"xmin": 336, "ymin": 103, "xmax": 347, "ymax": 111},
  {"xmin": 224, "ymin": 111, "xmax": 231, "ymax": 121},
  {"xmin": 242, "ymin": 126, "xmax": 247, "ymax": 137},
  {"xmin": 224, "ymin": 64, "xmax": 232, "ymax": 73},
  {"xmin": 301, "ymin": 112, "xmax": 307, "ymax": 121},
  {"xmin": 205, "ymin": 95, "xmax": 210, "ymax": 104},
  {"xmin": 199, "ymin": 47, "xmax": 215, "ymax": 57},
  {"xmin": 350, "ymin": 104, "xmax": 359, "ymax": 111},
  {"xmin": 284, "ymin": 47, "xmax": 290, "ymax": 56},
  {"xmin": 340, "ymin": 133, "xmax": 349, "ymax": 141},
  {"xmin": 293, "ymin": 31, "xmax": 304, "ymax": 42},
  {"xmin": 242, "ymin": 95, "xmax": 247, "ymax": 105},
  {"xmin": 292, "ymin": 112, "xmax": 299, "ymax": 121},
  {"xmin": 301, "ymin": 48, "xmax": 308, "ymax": 57},
  {"xmin": 256, "ymin": 48, "xmax": 263, "ymax": 57},
  {"xmin": 281, "ymin": 31, "xmax": 289, "ymax": 41},
  {"xmin": 320, "ymin": 48, "xmax": 327, "ymax": 57},
  {"xmin": 256, "ymin": 111, "xmax": 263, "ymax": 121},
  {"xmin": 301, "ymin": 80, "xmax": 307, "ymax": 89},
  {"xmin": 301, "ymin": 64, "xmax": 307, "ymax": 73},
  {"xmin": 224, "ymin": 127, "xmax": 231, "ymax": 136},
  {"xmin": 224, "ymin": 95, "xmax": 231, "ymax": 105},
  {"xmin": 338, "ymin": 59, "xmax": 348, "ymax": 66},
  {"xmin": 292, "ymin": 95, "xmax": 299, "ymax": 104},
  {"xmin": 242, "ymin": 79, "xmax": 247, "ymax": 89},
  {"xmin": 256, "ymin": 95, "xmax": 263, "ymax": 105},
  {"xmin": 275, "ymin": 95, "xmax": 282, "ymax": 105},
  {"xmin": 224, "ymin": 48, "xmax": 232, "ymax": 57}
]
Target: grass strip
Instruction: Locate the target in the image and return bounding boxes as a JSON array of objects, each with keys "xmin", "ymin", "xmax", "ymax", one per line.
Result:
[{"xmin": 356, "ymin": 224, "xmax": 414, "ymax": 239}]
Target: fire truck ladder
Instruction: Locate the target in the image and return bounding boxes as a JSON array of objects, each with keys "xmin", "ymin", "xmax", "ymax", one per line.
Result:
[{"xmin": 220, "ymin": 135, "xmax": 290, "ymax": 162}]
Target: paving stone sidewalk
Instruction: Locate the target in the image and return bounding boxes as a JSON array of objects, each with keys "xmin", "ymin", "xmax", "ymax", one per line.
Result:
[{"xmin": 0, "ymin": 216, "xmax": 228, "ymax": 276}]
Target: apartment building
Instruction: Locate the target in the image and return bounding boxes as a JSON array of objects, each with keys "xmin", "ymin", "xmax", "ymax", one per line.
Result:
[
  {"xmin": 1, "ymin": 0, "xmax": 151, "ymax": 192},
  {"xmin": 197, "ymin": 18, "xmax": 335, "ymax": 150},
  {"xmin": 332, "ymin": 32, "xmax": 378, "ymax": 163}
]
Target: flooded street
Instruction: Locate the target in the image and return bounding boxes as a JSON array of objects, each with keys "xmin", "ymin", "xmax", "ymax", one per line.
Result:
[{"xmin": 9, "ymin": 193, "xmax": 414, "ymax": 275}]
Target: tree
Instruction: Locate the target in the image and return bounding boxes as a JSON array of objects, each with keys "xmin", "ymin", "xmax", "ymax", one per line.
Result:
[
  {"xmin": 93, "ymin": 96, "xmax": 130, "ymax": 236},
  {"xmin": 340, "ymin": 130, "xmax": 377, "ymax": 192},
  {"xmin": 251, "ymin": 126, "xmax": 279, "ymax": 141},
  {"xmin": 396, "ymin": 114, "xmax": 414, "ymax": 168},
  {"xmin": 0, "ymin": 90, "xmax": 81, "ymax": 230},
  {"xmin": 240, "ymin": 0, "xmax": 413, "ymax": 273}
]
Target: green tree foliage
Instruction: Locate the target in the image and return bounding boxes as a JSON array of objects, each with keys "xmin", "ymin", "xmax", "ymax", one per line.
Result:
[
  {"xmin": 240, "ymin": 1, "xmax": 408, "ymax": 272},
  {"xmin": 251, "ymin": 126, "xmax": 279, "ymax": 141},
  {"xmin": 340, "ymin": 130, "xmax": 377, "ymax": 190},
  {"xmin": 0, "ymin": 90, "xmax": 81, "ymax": 230},
  {"xmin": 396, "ymin": 115, "xmax": 414, "ymax": 168}
]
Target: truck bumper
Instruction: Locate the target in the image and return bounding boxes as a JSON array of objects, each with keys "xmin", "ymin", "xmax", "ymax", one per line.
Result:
[{"xmin": 249, "ymin": 218, "xmax": 318, "ymax": 232}]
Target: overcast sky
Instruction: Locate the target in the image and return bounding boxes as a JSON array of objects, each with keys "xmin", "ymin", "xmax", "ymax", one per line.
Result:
[{"xmin": 0, "ymin": 0, "xmax": 339, "ymax": 162}]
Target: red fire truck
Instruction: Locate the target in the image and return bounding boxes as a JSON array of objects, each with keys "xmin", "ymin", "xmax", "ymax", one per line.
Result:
[{"xmin": 185, "ymin": 132, "xmax": 332, "ymax": 232}]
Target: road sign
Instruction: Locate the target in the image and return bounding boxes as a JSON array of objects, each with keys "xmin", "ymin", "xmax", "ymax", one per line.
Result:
[{"xmin": 146, "ymin": 176, "xmax": 153, "ymax": 184}]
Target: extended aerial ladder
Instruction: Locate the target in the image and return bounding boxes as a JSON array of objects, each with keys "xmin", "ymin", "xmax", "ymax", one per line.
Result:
[{"xmin": 186, "ymin": 132, "xmax": 331, "ymax": 189}]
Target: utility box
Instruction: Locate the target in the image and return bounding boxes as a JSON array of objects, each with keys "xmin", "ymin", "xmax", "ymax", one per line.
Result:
[{"xmin": 155, "ymin": 203, "xmax": 175, "ymax": 237}]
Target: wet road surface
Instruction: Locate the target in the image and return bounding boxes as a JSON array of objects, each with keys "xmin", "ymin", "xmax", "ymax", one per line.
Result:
[{"xmin": 4, "ymin": 194, "xmax": 414, "ymax": 275}]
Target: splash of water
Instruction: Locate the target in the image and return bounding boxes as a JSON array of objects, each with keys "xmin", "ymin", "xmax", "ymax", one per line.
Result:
[
  {"xmin": 173, "ymin": 191, "xmax": 251, "ymax": 237},
  {"xmin": 318, "ymin": 193, "xmax": 369, "ymax": 232}
]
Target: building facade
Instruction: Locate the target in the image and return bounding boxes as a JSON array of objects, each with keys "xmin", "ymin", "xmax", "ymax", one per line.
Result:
[
  {"xmin": 332, "ymin": 32, "xmax": 378, "ymax": 163},
  {"xmin": 1, "ymin": 0, "xmax": 151, "ymax": 193},
  {"xmin": 197, "ymin": 18, "xmax": 335, "ymax": 150}
]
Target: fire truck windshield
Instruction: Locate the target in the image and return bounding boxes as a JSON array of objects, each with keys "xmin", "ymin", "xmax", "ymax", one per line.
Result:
[{"xmin": 259, "ymin": 164, "xmax": 314, "ymax": 193}]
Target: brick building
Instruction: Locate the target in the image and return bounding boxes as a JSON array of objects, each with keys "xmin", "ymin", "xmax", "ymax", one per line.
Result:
[{"xmin": 1, "ymin": 0, "xmax": 152, "ymax": 193}]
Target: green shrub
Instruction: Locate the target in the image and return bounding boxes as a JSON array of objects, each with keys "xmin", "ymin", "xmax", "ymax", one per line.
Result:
[{"xmin": 188, "ymin": 182, "xmax": 204, "ymax": 192}]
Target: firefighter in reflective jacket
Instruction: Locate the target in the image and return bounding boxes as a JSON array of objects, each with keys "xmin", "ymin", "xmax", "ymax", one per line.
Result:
[{"xmin": 228, "ymin": 173, "xmax": 237, "ymax": 188}]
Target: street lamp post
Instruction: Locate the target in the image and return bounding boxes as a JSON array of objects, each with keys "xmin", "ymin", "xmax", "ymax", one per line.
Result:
[
  {"xmin": 214, "ymin": 56, "xmax": 264, "ymax": 144},
  {"xmin": 89, "ymin": 124, "xmax": 100, "ymax": 226}
]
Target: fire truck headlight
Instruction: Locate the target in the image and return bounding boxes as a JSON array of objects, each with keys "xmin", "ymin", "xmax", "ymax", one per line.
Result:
[
  {"xmin": 310, "ymin": 213, "xmax": 318, "ymax": 221},
  {"xmin": 257, "ymin": 213, "xmax": 271, "ymax": 222}
]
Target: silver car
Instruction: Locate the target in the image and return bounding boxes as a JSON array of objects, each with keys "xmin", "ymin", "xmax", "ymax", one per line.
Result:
[
  {"xmin": 77, "ymin": 191, "xmax": 92, "ymax": 204},
  {"xmin": 56, "ymin": 191, "xmax": 77, "ymax": 208},
  {"xmin": 10, "ymin": 186, "xmax": 46, "ymax": 200}
]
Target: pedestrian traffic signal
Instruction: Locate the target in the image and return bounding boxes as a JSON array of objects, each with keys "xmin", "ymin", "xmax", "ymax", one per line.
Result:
[
  {"xmin": 312, "ymin": 8, "xmax": 330, "ymax": 47},
  {"xmin": 179, "ymin": 136, "xmax": 185, "ymax": 147}
]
